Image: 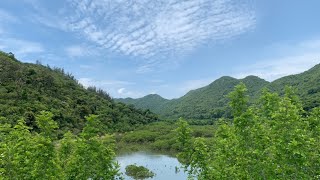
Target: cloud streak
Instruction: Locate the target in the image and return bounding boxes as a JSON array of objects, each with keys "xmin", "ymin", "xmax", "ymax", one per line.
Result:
[
  {"xmin": 79, "ymin": 78, "xmax": 135, "ymax": 88},
  {"xmin": 61, "ymin": 0, "xmax": 255, "ymax": 66},
  {"xmin": 234, "ymin": 39, "xmax": 320, "ymax": 81},
  {"xmin": 0, "ymin": 37, "xmax": 44, "ymax": 58},
  {"xmin": 65, "ymin": 44, "xmax": 100, "ymax": 58},
  {"xmin": 235, "ymin": 53, "xmax": 320, "ymax": 81}
]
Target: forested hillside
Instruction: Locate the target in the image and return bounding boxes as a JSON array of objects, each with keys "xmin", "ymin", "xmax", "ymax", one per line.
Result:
[
  {"xmin": 117, "ymin": 64, "xmax": 320, "ymax": 120},
  {"xmin": 266, "ymin": 64, "xmax": 320, "ymax": 111},
  {"xmin": 119, "ymin": 94, "xmax": 169, "ymax": 114},
  {"xmin": 0, "ymin": 51, "xmax": 158, "ymax": 136}
]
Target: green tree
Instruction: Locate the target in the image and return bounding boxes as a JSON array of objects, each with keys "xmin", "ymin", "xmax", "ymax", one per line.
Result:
[
  {"xmin": 64, "ymin": 114, "xmax": 120, "ymax": 179},
  {"xmin": 175, "ymin": 118, "xmax": 193, "ymax": 165},
  {"xmin": 31, "ymin": 111, "xmax": 60, "ymax": 179},
  {"xmin": 227, "ymin": 82, "xmax": 248, "ymax": 117},
  {"xmin": 177, "ymin": 83, "xmax": 320, "ymax": 179}
]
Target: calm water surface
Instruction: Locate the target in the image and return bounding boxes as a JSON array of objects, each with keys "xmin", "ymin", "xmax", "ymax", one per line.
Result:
[{"xmin": 116, "ymin": 151, "xmax": 189, "ymax": 180}]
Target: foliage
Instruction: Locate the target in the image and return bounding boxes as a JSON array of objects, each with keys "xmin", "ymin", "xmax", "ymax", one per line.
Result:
[
  {"xmin": 115, "ymin": 121, "xmax": 215, "ymax": 153},
  {"xmin": 176, "ymin": 83, "xmax": 320, "ymax": 179},
  {"xmin": 125, "ymin": 164, "xmax": 155, "ymax": 179},
  {"xmin": 0, "ymin": 112, "xmax": 120, "ymax": 179},
  {"xmin": 0, "ymin": 51, "xmax": 159, "ymax": 135}
]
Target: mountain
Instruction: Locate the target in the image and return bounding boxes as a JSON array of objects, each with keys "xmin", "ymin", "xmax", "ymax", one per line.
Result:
[
  {"xmin": 117, "ymin": 75, "xmax": 269, "ymax": 119},
  {"xmin": 116, "ymin": 64, "xmax": 320, "ymax": 119},
  {"xmin": 117, "ymin": 94, "xmax": 169, "ymax": 113},
  {"xmin": 0, "ymin": 51, "xmax": 158, "ymax": 136},
  {"xmin": 266, "ymin": 64, "xmax": 320, "ymax": 111}
]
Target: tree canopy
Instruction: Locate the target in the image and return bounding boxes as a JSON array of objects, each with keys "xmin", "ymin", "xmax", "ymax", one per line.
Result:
[{"xmin": 176, "ymin": 84, "xmax": 320, "ymax": 179}]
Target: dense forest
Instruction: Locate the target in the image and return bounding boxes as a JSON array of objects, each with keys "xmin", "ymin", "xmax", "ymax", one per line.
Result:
[
  {"xmin": 117, "ymin": 65, "xmax": 320, "ymax": 120},
  {"xmin": 0, "ymin": 51, "xmax": 158, "ymax": 137}
]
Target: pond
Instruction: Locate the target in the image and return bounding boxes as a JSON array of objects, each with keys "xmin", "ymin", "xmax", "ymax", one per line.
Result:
[{"xmin": 116, "ymin": 151, "xmax": 189, "ymax": 180}]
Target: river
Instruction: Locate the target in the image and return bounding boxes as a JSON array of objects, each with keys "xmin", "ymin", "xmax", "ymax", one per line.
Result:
[{"xmin": 116, "ymin": 151, "xmax": 189, "ymax": 180}]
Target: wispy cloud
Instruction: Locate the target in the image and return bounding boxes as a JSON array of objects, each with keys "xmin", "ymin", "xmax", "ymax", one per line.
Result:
[
  {"xmin": 234, "ymin": 39, "xmax": 320, "ymax": 81},
  {"xmin": 79, "ymin": 78, "xmax": 135, "ymax": 88},
  {"xmin": 79, "ymin": 77, "xmax": 142, "ymax": 98},
  {"xmin": 59, "ymin": 0, "xmax": 255, "ymax": 69},
  {"xmin": 235, "ymin": 54, "xmax": 320, "ymax": 81},
  {"xmin": 65, "ymin": 44, "xmax": 99, "ymax": 58},
  {"xmin": 0, "ymin": 37, "xmax": 44, "ymax": 58},
  {"xmin": 117, "ymin": 87, "xmax": 143, "ymax": 98}
]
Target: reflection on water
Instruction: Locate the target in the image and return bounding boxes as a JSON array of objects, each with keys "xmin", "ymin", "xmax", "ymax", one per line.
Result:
[{"xmin": 116, "ymin": 152, "xmax": 188, "ymax": 180}]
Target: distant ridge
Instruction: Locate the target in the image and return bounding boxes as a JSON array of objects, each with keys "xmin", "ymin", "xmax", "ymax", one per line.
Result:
[{"xmin": 116, "ymin": 63, "xmax": 320, "ymax": 119}]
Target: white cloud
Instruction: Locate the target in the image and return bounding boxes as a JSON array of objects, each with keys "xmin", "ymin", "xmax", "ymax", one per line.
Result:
[
  {"xmin": 0, "ymin": 38, "xmax": 44, "ymax": 58},
  {"xmin": 234, "ymin": 39, "xmax": 320, "ymax": 81},
  {"xmin": 235, "ymin": 54, "xmax": 320, "ymax": 81},
  {"xmin": 79, "ymin": 78, "xmax": 134, "ymax": 88},
  {"xmin": 117, "ymin": 87, "xmax": 144, "ymax": 98},
  {"xmin": 65, "ymin": 45, "xmax": 88, "ymax": 58},
  {"xmin": 20, "ymin": 0, "xmax": 67, "ymax": 30},
  {"xmin": 78, "ymin": 78, "xmax": 144, "ymax": 98},
  {"xmin": 59, "ymin": 0, "xmax": 255, "ymax": 70},
  {"xmin": 117, "ymin": 88, "xmax": 126, "ymax": 94},
  {"xmin": 65, "ymin": 44, "xmax": 104, "ymax": 58}
]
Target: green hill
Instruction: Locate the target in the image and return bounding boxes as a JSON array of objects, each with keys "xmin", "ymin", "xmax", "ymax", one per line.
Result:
[
  {"xmin": 117, "ymin": 94, "xmax": 169, "ymax": 114},
  {"xmin": 266, "ymin": 64, "xmax": 320, "ymax": 111},
  {"xmin": 116, "ymin": 64, "xmax": 320, "ymax": 119},
  {"xmin": 0, "ymin": 51, "xmax": 158, "ymax": 136}
]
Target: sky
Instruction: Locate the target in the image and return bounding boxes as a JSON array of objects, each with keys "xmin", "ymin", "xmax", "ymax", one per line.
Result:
[{"xmin": 0, "ymin": 0, "xmax": 320, "ymax": 99}]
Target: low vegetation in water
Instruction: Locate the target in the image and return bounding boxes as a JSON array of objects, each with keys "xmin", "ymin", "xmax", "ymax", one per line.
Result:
[
  {"xmin": 115, "ymin": 121, "xmax": 215, "ymax": 154},
  {"xmin": 125, "ymin": 164, "xmax": 155, "ymax": 179}
]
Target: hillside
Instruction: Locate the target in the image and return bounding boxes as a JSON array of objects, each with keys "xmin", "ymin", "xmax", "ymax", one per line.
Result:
[
  {"xmin": 266, "ymin": 64, "xmax": 320, "ymax": 111},
  {"xmin": 117, "ymin": 76, "xmax": 269, "ymax": 119},
  {"xmin": 0, "ymin": 51, "xmax": 158, "ymax": 136},
  {"xmin": 117, "ymin": 94, "xmax": 169, "ymax": 113},
  {"xmin": 116, "ymin": 64, "xmax": 320, "ymax": 119}
]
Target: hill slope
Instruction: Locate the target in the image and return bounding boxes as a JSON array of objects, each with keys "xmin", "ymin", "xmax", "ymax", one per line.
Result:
[
  {"xmin": 117, "ymin": 94, "xmax": 169, "ymax": 113},
  {"xmin": 266, "ymin": 64, "xmax": 320, "ymax": 111},
  {"xmin": 117, "ymin": 76, "xmax": 270, "ymax": 119},
  {"xmin": 0, "ymin": 51, "xmax": 158, "ymax": 135},
  {"xmin": 116, "ymin": 64, "xmax": 320, "ymax": 119}
]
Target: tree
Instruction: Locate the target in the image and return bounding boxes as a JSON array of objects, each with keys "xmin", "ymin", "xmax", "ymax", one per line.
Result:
[
  {"xmin": 227, "ymin": 82, "xmax": 248, "ymax": 117},
  {"xmin": 63, "ymin": 115, "xmax": 120, "ymax": 179},
  {"xmin": 177, "ymin": 83, "xmax": 320, "ymax": 179},
  {"xmin": 175, "ymin": 118, "xmax": 193, "ymax": 165}
]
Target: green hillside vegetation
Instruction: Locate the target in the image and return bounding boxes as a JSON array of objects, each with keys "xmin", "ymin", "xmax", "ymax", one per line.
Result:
[
  {"xmin": 115, "ymin": 121, "xmax": 216, "ymax": 153},
  {"xmin": 266, "ymin": 64, "xmax": 320, "ymax": 111},
  {"xmin": 119, "ymin": 94, "xmax": 169, "ymax": 114},
  {"xmin": 116, "ymin": 64, "xmax": 320, "ymax": 120},
  {"xmin": 176, "ymin": 83, "xmax": 320, "ymax": 179},
  {"xmin": 0, "ymin": 51, "xmax": 158, "ymax": 136}
]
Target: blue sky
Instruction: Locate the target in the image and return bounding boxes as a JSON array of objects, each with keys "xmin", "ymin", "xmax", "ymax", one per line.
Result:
[{"xmin": 0, "ymin": 0, "xmax": 320, "ymax": 99}]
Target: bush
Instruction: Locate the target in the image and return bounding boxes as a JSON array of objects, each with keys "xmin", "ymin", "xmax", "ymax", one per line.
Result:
[{"xmin": 125, "ymin": 164, "xmax": 155, "ymax": 179}]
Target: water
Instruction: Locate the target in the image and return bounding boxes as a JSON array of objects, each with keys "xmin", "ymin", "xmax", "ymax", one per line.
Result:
[{"xmin": 116, "ymin": 151, "xmax": 189, "ymax": 180}]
